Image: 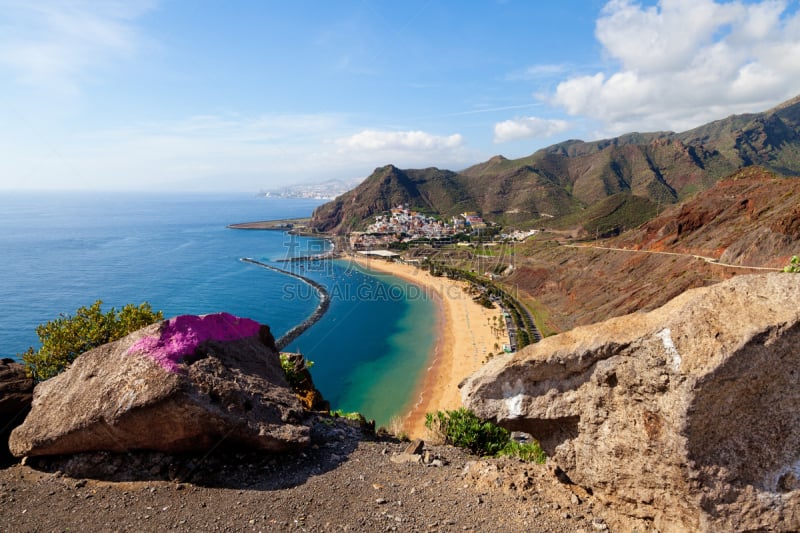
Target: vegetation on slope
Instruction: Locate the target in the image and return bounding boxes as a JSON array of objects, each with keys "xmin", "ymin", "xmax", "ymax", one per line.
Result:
[
  {"xmin": 20, "ymin": 300, "xmax": 163, "ymax": 381},
  {"xmin": 425, "ymin": 408, "xmax": 546, "ymax": 463},
  {"xmin": 548, "ymin": 192, "xmax": 659, "ymax": 238},
  {"xmin": 310, "ymin": 165, "xmax": 478, "ymax": 233}
]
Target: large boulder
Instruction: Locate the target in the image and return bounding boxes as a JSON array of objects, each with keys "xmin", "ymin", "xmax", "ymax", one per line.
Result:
[
  {"xmin": 461, "ymin": 273, "xmax": 800, "ymax": 532},
  {"xmin": 0, "ymin": 359, "xmax": 35, "ymax": 463},
  {"xmin": 10, "ymin": 313, "xmax": 310, "ymax": 457}
]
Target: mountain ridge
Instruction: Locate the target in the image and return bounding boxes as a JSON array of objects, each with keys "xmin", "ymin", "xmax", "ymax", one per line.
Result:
[{"xmin": 311, "ymin": 94, "xmax": 800, "ymax": 234}]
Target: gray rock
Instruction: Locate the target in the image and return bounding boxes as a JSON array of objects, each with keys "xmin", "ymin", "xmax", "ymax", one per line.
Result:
[
  {"xmin": 390, "ymin": 453, "xmax": 422, "ymax": 464},
  {"xmin": 404, "ymin": 439, "xmax": 424, "ymax": 455},
  {"xmin": 10, "ymin": 313, "xmax": 310, "ymax": 457},
  {"xmin": 462, "ymin": 273, "xmax": 800, "ymax": 532}
]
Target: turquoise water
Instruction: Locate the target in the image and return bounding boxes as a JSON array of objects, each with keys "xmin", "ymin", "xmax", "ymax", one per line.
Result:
[
  {"xmin": 0, "ymin": 191, "xmax": 435, "ymax": 426},
  {"xmin": 287, "ymin": 261, "xmax": 436, "ymax": 423}
]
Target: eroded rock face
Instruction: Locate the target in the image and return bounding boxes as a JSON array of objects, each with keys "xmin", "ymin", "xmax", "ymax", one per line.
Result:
[
  {"xmin": 10, "ymin": 313, "xmax": 310, "ymax": 457},
  {"xmin": 461, "ymin": 273, "xmax": 800, "ymax": 532},
  {"xmin": 0, "ymin": 359, "xmax": 35, "ymax": 462}
]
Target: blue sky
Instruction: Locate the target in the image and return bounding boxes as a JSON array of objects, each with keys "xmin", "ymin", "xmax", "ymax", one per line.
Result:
[{"xmin": 2, "ymin": 0, "xmax": 800, "ymax": 191}]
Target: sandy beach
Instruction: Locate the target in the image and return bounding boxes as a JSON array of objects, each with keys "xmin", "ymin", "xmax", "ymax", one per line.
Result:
[{"xmin": 347, "ymin": 254, "xmax": 507, "ymax": 438}]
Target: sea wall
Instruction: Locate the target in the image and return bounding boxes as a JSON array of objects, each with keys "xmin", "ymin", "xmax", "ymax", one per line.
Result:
[{"xmin": 240, "ymin": 258, "xmax": 331, "ymax": 350}]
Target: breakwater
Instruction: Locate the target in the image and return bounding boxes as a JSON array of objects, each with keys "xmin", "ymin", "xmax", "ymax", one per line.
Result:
[
  {"xmin": 227, "ymin": 217, "xmax": 311, "ymax": 231},
  {"xmin": 240, "ymin": 258, "xmax": 331, "ymax": 350}
]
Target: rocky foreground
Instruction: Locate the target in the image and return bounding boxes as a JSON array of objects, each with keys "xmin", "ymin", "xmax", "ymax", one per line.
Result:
[
  {"xmin": 1, "ymin": 418, "xmax": 627, "ymax": 532},
  {"xmin": 0, "ymin": 311, "xmax": 624, "ymax": 532},
  {"xmin": 2, "ymin": 273, "xmax": 799, "ymax": 531}
]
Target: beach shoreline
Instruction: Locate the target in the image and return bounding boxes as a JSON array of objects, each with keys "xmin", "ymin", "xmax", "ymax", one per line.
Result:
[{"xmin": 346, "ymin": 254, "xmax": 505, "ymax": 438}]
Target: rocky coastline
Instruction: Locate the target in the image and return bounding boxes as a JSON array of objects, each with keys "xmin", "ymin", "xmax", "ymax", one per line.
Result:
[{"xmin": 240, "ymin": 257, "xmax": 331, "ymax": 350}]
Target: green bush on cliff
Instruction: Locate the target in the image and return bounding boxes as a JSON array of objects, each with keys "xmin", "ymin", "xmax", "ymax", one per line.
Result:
[
  {"xmin": 330, "ymin": 409, "xmax": 365, "ymax": 421},
  {"xmin": 425, "ymin": 408, "xmax": 546, "ymax": 463},
  {"xmin": 425, "ymin": 408, "xmax": 509, "ymax": 456},
  {"xmin": 784, "ymin": 255, "xmax": 800, "ymax": 273},
  {"xmin": 279, "ymin": 353, "xmax": 315, "ymax": 388},
  {"xmin": 497, "ymin": 439, "xmax": 547, "ymax": 464},
  {"xmin": 20, "ymin": 300, "xmax": 163, "ymax": 381}
]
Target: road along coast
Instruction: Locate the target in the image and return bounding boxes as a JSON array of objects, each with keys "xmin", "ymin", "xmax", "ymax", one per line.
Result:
[{"xmin": 346, "ymin": 254, "xmax": 506, "ymax": 438}]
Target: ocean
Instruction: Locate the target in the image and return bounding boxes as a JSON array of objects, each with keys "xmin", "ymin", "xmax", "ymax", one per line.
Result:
[{"xmin": 0, "ymin": 191, "xmax": 435, "ymax": 426}]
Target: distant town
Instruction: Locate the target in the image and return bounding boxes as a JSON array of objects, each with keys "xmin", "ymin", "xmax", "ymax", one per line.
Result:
[{"xmin": 261, "ymin": 178, "xmax": 362, "ymax": 200}]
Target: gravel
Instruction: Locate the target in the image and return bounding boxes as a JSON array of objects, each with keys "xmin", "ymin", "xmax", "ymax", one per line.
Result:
[{"xmin": 0, "ymin": 416, "xmax": 640, "ymax": 532}]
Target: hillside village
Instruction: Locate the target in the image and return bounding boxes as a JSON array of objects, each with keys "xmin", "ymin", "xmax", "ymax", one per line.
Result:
[{"xmin": 350, "ymin": 204, "xmax": 536, "ymax": 249}]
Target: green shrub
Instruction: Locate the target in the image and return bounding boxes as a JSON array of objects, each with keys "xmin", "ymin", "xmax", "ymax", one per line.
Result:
[
  {"xmin": 498, "ymin": 440, "xmax": 547, "ymax": 464},
  {"xmin": 475, "ymin": 294, "xmax": 495, "ymax": 309},
  {"xmin": 330, "ymin": 409, "xmax": 365, "ymax": 421},
  {"xmin": 425, "ymin": 408, "xmax": 510, "ymax": 456},
  {"xmin": 279, "ymin": 353, "xmax": 314, "ymax": 387},
  {"xmin": 784, "ymin": 255, "xmax": 799, "ymax": 273},
  {"xmin": 425, "ymin": 408, "xmax": 548, "ymax": 462},
  {"xmin": 20, "ymin": 300, "xmax": 163, "ymax": 381}
]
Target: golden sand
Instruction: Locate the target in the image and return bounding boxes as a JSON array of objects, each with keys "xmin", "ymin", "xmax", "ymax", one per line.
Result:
[{"xmin": 347, "ymin": 254, "xmax": 507, "ymax": 438}]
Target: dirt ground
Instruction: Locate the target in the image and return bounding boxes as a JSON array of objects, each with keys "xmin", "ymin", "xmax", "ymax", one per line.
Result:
[{"xmin": 0, "ymin": 416, "xmax": 641, "ymax": 533}]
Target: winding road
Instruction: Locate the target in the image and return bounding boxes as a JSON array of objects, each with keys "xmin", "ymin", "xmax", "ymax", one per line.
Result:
[{"xmin": 562, "ymin": 243, "xmax": 782, "ymax": 271}]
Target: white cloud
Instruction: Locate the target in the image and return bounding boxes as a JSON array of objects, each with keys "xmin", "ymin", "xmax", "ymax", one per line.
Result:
[
  {"xmin": 549, "ymin": 0, "xmax": 800, "ymax": 135},
  {"xmin": 0, "ymin": 0, "xmax": 156, "ymax": 90},
  {"xmin": 336, "ymin": 130, "xmax": 463, "ymax": 151},
  {"xmin": 595, "ymin": 0, "xmax": 727, "ymax": 73},
  {"xmin": 333, "ymin": 129, "xmax": 475, "ymax": 170},
  {"xmin": 506, "ymin": 63, "xmax": 570, "ymax": 81},
  {"xmin": 493, "ymin": 117, "xmax": 570, "ymax": 143}
]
